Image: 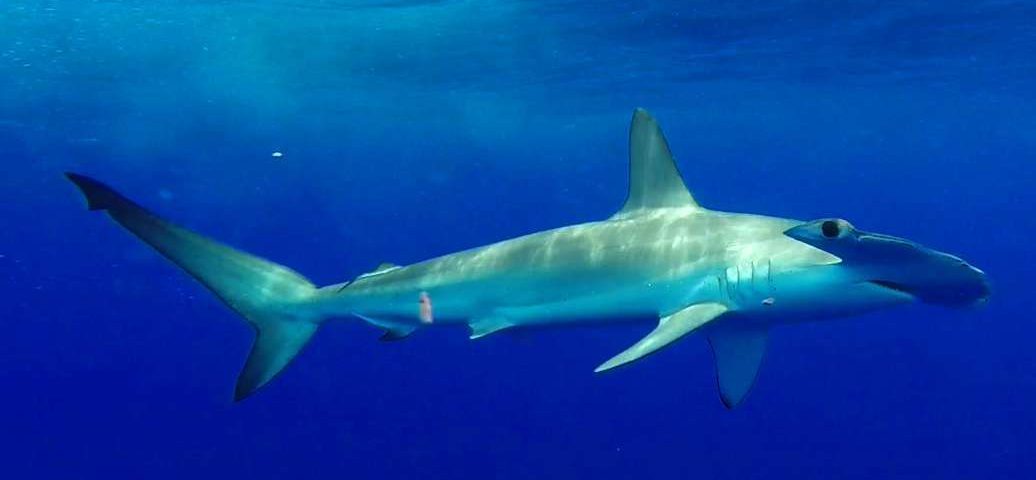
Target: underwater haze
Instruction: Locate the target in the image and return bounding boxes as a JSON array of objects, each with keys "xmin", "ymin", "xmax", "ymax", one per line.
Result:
[{"xmin": 2, "ymin": 1, "xmax": 1035, "ymax": 478}]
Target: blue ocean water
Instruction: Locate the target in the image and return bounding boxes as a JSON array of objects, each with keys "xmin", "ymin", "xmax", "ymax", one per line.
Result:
[{"xmin": 2, "ymin": 1, "xmax": 1035, "ymax": 478}]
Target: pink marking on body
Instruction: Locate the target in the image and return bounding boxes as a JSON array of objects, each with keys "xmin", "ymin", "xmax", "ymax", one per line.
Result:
[{"xmin": 418, "ymin": 291, "xmax": 434, "ymax": 324}]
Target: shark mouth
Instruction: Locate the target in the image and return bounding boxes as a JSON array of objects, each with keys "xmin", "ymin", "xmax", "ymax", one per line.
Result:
[
  {"xmin": 868, "ymin": 280, "xmax": 915, "ymax": 297},
  {"xmin": 868, "ymin": 278, "xmax": 992, "ymax": 307},
  {"xmin": 870, "ymin": 279, "xmax": 911, "ymax": 294}
]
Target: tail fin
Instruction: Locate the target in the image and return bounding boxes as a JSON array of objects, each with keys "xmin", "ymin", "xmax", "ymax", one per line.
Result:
[{"xmin": 66, "ymin": 172, "xmax": 320, "ymax": 401}]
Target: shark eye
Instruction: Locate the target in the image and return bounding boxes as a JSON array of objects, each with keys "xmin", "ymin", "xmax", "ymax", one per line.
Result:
[{"xmin": 821, "ymin": 220, "xmax": 841, "ymax": 238}]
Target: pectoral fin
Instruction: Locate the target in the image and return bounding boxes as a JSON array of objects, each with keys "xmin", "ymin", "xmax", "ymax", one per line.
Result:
[
  {"xmin": 469, "ymin": 317, "xmax": 514, "ymax": 339},
  {"xmin": 594, "ymin": 302, "xmax": 727, "ymax": 373},
  {"xmin": 707, "ymin": 323, "xmax": 768, "ymax": 409}
]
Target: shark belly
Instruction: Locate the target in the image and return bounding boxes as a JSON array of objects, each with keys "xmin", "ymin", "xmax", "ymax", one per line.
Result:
[
  {"xmin": 324, "ymin": 260, "xmax": 687, "ymax": 327},
  {"xmin": 724, "ymin": 264, "xmax": 914, "ymax": 326}
]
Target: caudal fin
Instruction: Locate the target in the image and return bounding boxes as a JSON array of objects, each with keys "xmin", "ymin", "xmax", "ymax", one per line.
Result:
[{"xmin": 66, "ymin": 172, "xmax": 320, "ymax": 401}]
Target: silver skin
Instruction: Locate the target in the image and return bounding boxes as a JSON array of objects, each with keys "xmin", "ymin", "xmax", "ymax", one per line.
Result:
[
  {"xmin": 322, "ymin": 210, "xmax": 895, "ymax": 330},
  {"xmin": 67, "ymin": 108, "xmax": 990, "ymax": 407}
]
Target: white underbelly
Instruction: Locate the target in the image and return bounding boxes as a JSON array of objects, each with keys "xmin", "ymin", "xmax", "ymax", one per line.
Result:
[
  {"xmin": 730, "ymin": 265, "xmax": 913, "ymax": 324},
  {"xmin": 494, "ymin": 275, "xmax": 723, "ymax": 326}
]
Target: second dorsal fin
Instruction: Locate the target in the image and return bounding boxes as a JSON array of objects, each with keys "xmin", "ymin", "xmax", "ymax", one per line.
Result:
[
  {"xmin": 354, "ymin": 262, "xmax": 401, "ymax": 281},
  {"xmin": 612, "ymin": 108, "xmax": 701, "ymax": 219}
]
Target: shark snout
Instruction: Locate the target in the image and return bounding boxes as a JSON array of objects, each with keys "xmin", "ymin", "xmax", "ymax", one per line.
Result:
[
  {"xmin": 965, "ymin": 267, "xmax": 992, "ymax": 307},
  {"xmin": 887, "ymin": 257, "xmax": 992, "ymax": 308},
  {"xmin": 944, "ymin": 261, "xmax": 992, "ymax": 308},
  {"xmin": 785, "ymin": 219, "xmax": 991, "ymax": 308}
]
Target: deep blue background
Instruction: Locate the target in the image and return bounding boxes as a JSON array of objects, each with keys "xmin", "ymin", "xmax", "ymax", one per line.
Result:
[{"xmin": 2, "ymin": 1, "xmax": 1035, "ymax": 478}]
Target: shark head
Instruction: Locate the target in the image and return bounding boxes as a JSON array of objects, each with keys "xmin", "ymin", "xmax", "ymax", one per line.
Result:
[
  {"xmin": 595, "ymin": 109, "xmax": 993, "ymax": 408},
  {"xmin": 784, "ymin": 219, "xmax": 991, "ymax": 308}
]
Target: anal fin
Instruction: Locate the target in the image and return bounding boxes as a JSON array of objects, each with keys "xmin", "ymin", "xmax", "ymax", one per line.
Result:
[
  {"xmin": 379, "ymin": 325, "xmax": 417, "ymax": 342},
  {"xmin": 357, "ymin": 314, "xmax": 417, "ymax": 341},
  {"xmin": 595, "ymin": 302, "xmax": 727, "ymax": 372}
]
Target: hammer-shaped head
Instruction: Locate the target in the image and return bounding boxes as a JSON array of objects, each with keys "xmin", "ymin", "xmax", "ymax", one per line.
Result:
[{"xmin": 785, "ymin": 219, "xmax": 991, "ymax": 308}]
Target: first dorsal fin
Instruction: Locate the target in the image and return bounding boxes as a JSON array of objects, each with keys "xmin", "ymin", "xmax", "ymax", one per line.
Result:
[{"xmin": 612, "ymin": 108, "xmax": 700, "ymax": 219}]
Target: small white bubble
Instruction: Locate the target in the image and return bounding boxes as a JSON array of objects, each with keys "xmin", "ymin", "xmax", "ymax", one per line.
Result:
[{"xmin": 271, "ymin": 151, "xmax": 283, "ymax": 158}]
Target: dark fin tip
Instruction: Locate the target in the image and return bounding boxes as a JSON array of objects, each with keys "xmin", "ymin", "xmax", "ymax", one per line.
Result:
[
  {"xmin": 233, "ymin": 393, "xmax": 250, "ymax": 403},
  {"xmin": 720, "ymin": 394, "xmax": 739, "ymax": 410},
  {"xmin": 379, "ymin": 330, "xmax": 411, "ymax": 342},
  {"xmin": 64, "ymin": 172, "xmax": 125, "ymax": 211},
  {"xmin": 233, "ymin": 372, "xmax": 253, "ymax": 403}
]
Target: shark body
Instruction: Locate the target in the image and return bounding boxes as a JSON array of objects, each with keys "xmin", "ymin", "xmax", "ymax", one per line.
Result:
[{"xmin": 67, "ymin": 109, "xmax": 990, "ymax": 408}]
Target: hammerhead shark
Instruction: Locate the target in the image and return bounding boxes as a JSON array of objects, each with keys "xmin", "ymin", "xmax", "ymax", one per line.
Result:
[{"xmin": 67, "ymin": 109, "xmax": 990, "ymax": 408}]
